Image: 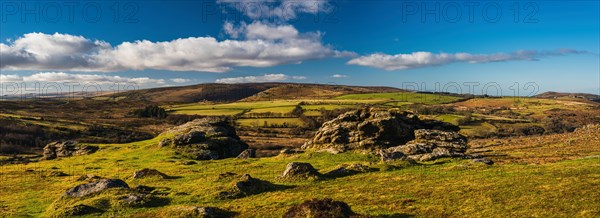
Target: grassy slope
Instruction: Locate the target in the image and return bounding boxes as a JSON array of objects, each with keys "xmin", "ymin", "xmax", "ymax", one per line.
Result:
[
  {"xmin": 241, "ymin": 84, "xmax": 404, "ymax": 101},
  {"xmin": 107, "ymin": 83, "xmax": 404, "ymax": 104},
  {"xmin": 452, "ymin": 97, "xmax": 597, "ymax": 118},
  {"xmin": 2, "ymin": 94, "xmax": 600, "ymax": 217},
  {"xmin": 1, "ymin": 132, "xmax": 599, "ymax": 217},
  {"xmin": 335, "ymin": 92, "xmax": 463, "ymax": 104}
]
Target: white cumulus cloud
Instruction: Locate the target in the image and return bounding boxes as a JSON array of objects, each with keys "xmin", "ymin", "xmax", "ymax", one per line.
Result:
[
  {"xmin": 332, "ymin": 74, "xmax": 348, "ymax": 78},
  {"xmin": 1, "ymin": 74, "xmax": 23, "ymax": 82},
  {"xmin": 170, "ymin": 78, "xmax": 191, "ymax": 83},
  {"xmin": 347, "ymin": 49, "xmax": 588, "ymax": 71},
  {"xmin": 0, "ymin": 30, "xmax": 351, "ymax": 73},
  {"xmin": 215, "ymin": 73, "xmax": 306, "ymax": 84}
]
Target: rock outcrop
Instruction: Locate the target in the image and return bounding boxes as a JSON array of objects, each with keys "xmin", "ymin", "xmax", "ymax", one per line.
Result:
[
  {"xmin": 303, "ymin": 108, "xmax": 469, "ymax": 161},
  {"xmin": 64, "ymin": 179, "xmax": 130, "ymax": 197},
  {"xmin": 236, "ymin": 149, "xmax": 256, "ymax": 159},
  {"xmin": 325, "ymin": 163, "xmax": 372, "ymax": 177},
  {"xmin": 218, "ymin": 174, "xmax": 277, "ymax": 199},
  {"xmin": 280, "ymin": 162, "xmax": 320, "ymax": 180},
  {"xmin": 381, "ymin": 129, "xmax": 468, "ymax": 161},
  {"xmin": 302, "ymin": 108, "xmax": 459, "ymax": 152},
  {"xmin": 160, "ymin": 118, "xmax": 249, "ymax": 160},
  {"xmin": 283, "ymin": 198, "xmax": 356, "ymax": 218},
  {"xmin": 43, "ymin": 141, "xmax": 98, "ymax": 160},
  {"xmin": 168, "ymin": 206, "xmax": 234, "ymax": 218},
  {"xmin": 52, "ymin": 181, "xmax": 169, "ymax": 216}
]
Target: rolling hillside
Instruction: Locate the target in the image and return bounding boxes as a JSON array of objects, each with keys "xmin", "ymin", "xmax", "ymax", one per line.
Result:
[
  {"xmin": 240, "ymin": 84, "xmax": 404, "ymax": 101},
  {"xmin": 534, "ymin": 91, "xmax": 600, "ymax": 102},
  {"xmin": 107, "ymin": 83, "xmax": 405, "ymax": 104}
]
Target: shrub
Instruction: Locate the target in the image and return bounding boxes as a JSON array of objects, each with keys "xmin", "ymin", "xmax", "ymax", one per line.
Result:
[
  {"xmin": 542, "ymin": 117, "xmax": 575, "ymax": 134},
  {"xmin": 289, "ymin": 105, "xmax": 304, "ymax": 117},
  {"xmin": 166, "ymin": 114, "xmax": 203, "ymax": 125},
  {"xmin": 132, "ymin": 105, "xmax": 167, "ymax": 119},
  {"xmin": 456, "ymin": 112, "xmax": 473, "ymax": 125}
]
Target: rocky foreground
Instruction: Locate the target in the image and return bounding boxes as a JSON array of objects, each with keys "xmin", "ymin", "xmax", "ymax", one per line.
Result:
[
  {"xmin": 39, "ymin": 109, "xmax": 492, "ymax": 217},
  {"xmin": 303, "ymin": 108, "xmax": 474, "ymax": 162}
]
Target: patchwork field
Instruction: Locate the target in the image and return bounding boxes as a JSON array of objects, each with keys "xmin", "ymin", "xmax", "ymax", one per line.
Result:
[{"xmin": 335, "ymin": 92, "xmax": 463, "ymax": 104}]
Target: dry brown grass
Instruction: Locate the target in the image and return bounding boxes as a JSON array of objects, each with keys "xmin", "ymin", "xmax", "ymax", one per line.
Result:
[{"xmin": 469, "ymin": 125, "xmax": 600, "ymax": 164}]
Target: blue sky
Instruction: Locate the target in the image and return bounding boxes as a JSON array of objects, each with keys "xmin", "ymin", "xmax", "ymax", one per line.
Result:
[{"xmin": 0, "ymin": 0, "xmax": 598, "ymax": 96}]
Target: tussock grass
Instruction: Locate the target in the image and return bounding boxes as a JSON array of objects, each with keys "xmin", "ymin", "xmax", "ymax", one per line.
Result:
[{"xmin": 1, "ymin": 135, "xmax": 599, "ymax": 217}]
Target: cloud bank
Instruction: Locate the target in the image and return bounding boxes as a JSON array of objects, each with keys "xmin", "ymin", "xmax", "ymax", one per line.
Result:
[
  {"xmin": 1, "ymin": 72, "xmax": 166, "ymax": 85},
  {"xmin": 1, "ymin": 29, "xmax": 351, "ymax": 73},
  {"xmin": 215, "ymin": 73, "xmax": 306, "ymax": 84},
  {"xmin": 347, "ymin": 49, "xmax": 588, "ymax": 71}
]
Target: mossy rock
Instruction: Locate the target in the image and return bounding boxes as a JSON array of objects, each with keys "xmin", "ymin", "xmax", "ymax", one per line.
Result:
[{"xmin": 46, "ymin": 185, "xmax": 169, "ymax": 216}]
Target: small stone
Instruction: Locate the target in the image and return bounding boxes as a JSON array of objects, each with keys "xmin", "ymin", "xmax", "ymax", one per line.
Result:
[
  {"xmin": 473, "ymin": 158, "xmax": 494, "ymax": 165},
  {"xmin": 218, "ymin": 174, "xmax": 276, "ymax": 199},
  {"xmin": 132, "ymin": 168, "xmax": 169, "ymax": 179},
  {"xmin": 236, "ymin": 149, "xmax": 256, "ymax": 159},
  {"xmin": 283, "ymin": 198, "xmax": 355, "ymax": 218},
  {"xmin": 170, "ymin": 206, "xmax": 233, "ymax": 218},
  {"xmin": 325, "ymin": 163, "xmax": 371, "ymax": 176},
  {"xmin": 280, "ymin": 162, "xmax": 320, "ymax": 180}
]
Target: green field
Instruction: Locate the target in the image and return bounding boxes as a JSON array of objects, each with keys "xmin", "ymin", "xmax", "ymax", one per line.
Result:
[
  {"xmin": 1, "ymin": 134, "xmax": 598, "ymax": 217},
  {"xmin": 0, "ymin": 113, "xmax": 91, "ymax": 131},
  {"xmin": 301, "ymin": 104, "xmax": 359, "ymax": 111},
  {"xmin": 459, "ymin": 122, "xmax": 498, "ymax": 137},
  {"xmin": 167, "ymin": 93, "xmax": 464, "ymax": 117},
  {"xmin": 434, "ymin": 114, "xmax": 463, "ymax": 124},
  {"xmin": 382, "ymin": 101, "xmax": 414, "ymax": 107},
  {"xmin": 168, "ymin": 101, "xmax": 304, "ymax": 116},
  {"xmin": 247, "ymin": 106, "xmax": 297, "ymax": 115},
  {"xmin": 171, "ymin": 109, "xmax": 245, "ymax": 116},
  {"xmin": 335, "ymin": 92, "xmax": 463, "ymax": 104},
  {"xmin": 237, "ymin": 118, "xmax": 306, "ymax": 127},
  {"xmin": 168, "ymin": 99, "xmax": 374, "ymax": 117}
]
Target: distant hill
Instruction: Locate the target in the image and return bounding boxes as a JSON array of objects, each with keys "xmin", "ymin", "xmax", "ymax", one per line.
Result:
[
  {"xmin": 241, "ymin": 83, "xmax": 403, "ymax": 101},
  {"xmin": 534, "ymin": 91, "xmax": 600, "ymax": 102},
  {"xmin": 108, "ymin": 83, "xmax": 405, "ymax": 104}
]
